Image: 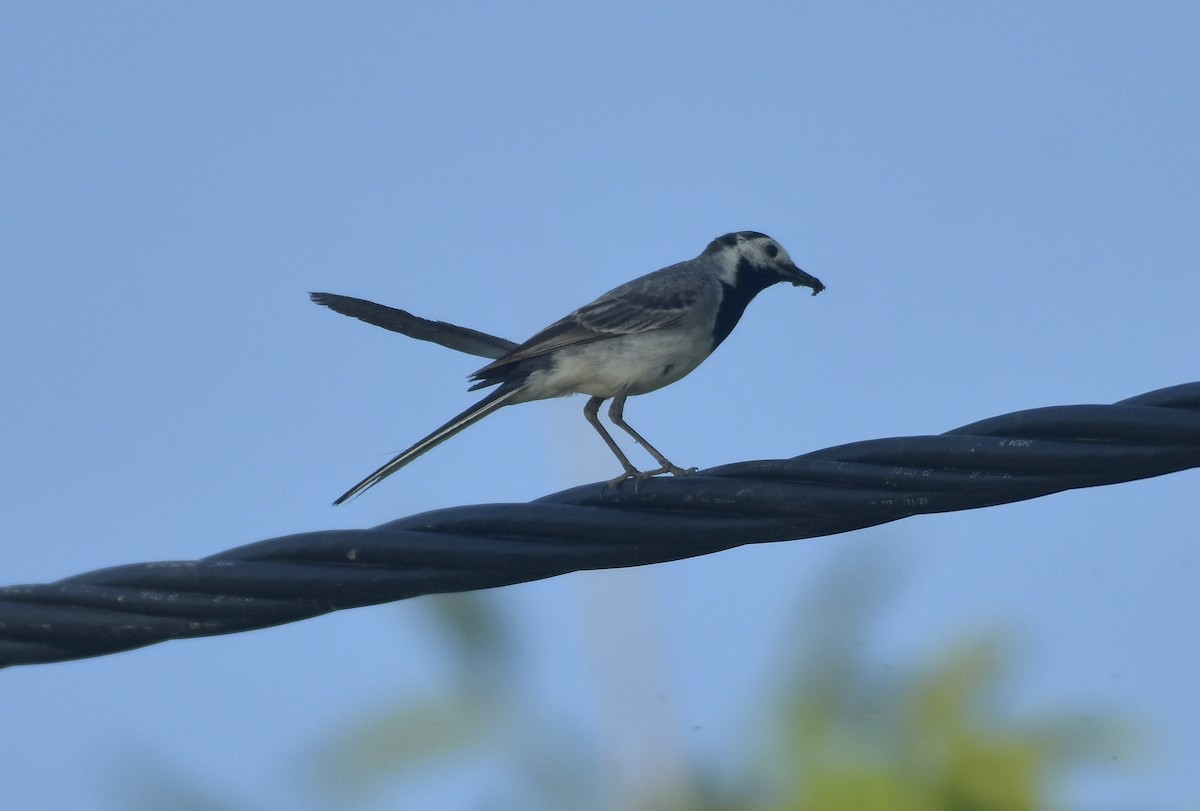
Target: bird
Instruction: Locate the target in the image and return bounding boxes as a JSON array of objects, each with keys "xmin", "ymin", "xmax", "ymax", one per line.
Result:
[{"xmin": 312, "ymin": 231, "xmax": 825, "ymax": 504}]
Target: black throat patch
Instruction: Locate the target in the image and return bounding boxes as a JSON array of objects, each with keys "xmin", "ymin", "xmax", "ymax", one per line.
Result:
[{"xmin": 710, "ymin": 258, "xmax": 780, "ymax": 351}]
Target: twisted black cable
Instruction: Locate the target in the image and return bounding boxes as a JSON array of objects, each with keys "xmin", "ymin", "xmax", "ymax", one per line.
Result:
[{"xmin": 3, "ymin": 382, "xmax": 1198, "ymax": 669}]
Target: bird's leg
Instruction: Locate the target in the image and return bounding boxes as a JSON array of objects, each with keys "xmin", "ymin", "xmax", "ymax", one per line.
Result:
[
  {"xmin": 607, "ymin": 390, "xmax": 696, "ymax": 480},
  {"xmin": 583, "ymin": 396, "xmax": 643, "ymax": 488}
]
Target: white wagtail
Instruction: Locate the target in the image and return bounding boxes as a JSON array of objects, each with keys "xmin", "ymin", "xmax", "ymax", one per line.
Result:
[{"xmin": 313, "ymin": 231, "xmax": 824, "ymax": 504}]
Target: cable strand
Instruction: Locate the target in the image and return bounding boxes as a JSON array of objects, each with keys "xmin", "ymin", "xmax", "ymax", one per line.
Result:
[{"xmin": 2, "ymin": 382, "xmax": 1198, "ymax": 668}]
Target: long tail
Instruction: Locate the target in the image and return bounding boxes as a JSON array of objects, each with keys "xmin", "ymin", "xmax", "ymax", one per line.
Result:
[
  {"xmin": 333, "ymin": 384, "xmax": 525, "ymax": 505},
  {"xmin": 310, "ymin": 292, "xmax": 518, "ymax": 359}
]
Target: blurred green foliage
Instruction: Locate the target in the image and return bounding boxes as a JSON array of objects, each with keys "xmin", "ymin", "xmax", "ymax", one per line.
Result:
[
  {"xmin": 111, "ymin": 554, "xmax": 1133, "ymax": 810},
  {"xmin": 304, "ymin": 556, "xmax": 1127, "ymax": 811}
]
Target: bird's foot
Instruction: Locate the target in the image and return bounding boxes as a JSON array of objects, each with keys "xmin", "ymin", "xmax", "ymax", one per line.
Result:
[
  {"xmin": 603, "ymin": 463, "xmax": 696, "ymax": 492},
  {"xmin": 639, "ymin": 462, "xmax": 697, "ymax": 479},
  {"xmin": 604, "ymin": 469, "xmax": 646, "ymax": 490}
]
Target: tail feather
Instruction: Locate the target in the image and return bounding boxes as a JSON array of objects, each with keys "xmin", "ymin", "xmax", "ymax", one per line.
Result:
[
  {"xmin": 310, "ymin": 292, "xmax": 518, "ymax": 359},
  {"xmin": 333, "ymin": 385, "xmax": 524, "ymax": 505}
]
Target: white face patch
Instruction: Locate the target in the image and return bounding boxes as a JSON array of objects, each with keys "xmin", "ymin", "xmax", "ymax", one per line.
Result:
[
  {"xmin": 746, "ymin": 236, "xmax": 794, "ymax": 269},
  {"xmin": 712, "ymin": 239, "xmax": 745, "ymax": 285},
  {"xmin": 715, "ymin": 235, "xmax": 794, "ymax": 284}
]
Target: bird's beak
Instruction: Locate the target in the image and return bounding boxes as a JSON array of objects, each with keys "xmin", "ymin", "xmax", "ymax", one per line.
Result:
[{"xmin": 784, "ymin": 263, "xmax": 825, "ymax": 296}]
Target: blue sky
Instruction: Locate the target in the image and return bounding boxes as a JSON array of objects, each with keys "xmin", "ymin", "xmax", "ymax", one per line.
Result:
[{"xmin": 2, "ymin": 2, "xmax": 1198, "ymax": 808}]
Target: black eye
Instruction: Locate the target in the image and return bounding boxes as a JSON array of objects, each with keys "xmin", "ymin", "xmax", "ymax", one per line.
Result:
[{"xmin": 764, "ymin": 243, "xmax": 779, "ymax": 258}]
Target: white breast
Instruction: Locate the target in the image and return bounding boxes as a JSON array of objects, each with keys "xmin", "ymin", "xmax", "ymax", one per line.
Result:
[{"xmin": 520, "ymin": 329, "xmax": 712, "ymax": 400}]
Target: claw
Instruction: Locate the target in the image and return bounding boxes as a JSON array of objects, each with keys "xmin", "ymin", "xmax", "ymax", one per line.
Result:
[
  {"xmin": 603, "ymin": 462, "xmax": 696, "ymax": 493},
  {"xmin": 604, "ymin": 467, "xmax": 647, "ymax": 491}
]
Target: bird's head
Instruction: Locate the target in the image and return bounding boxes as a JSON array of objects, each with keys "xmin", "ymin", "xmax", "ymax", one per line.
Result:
[{"xmin": 706, "ymin": 231, "xmax": 825, "ymax": 296}]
